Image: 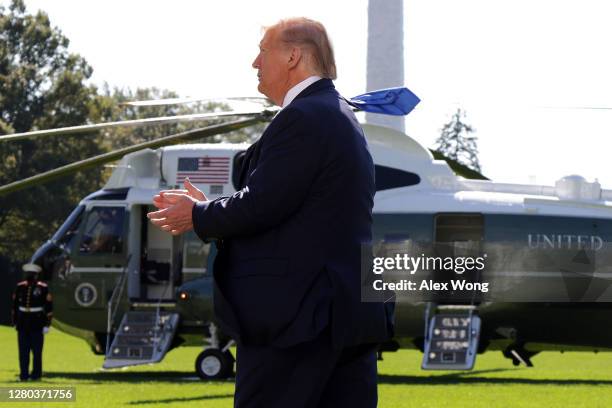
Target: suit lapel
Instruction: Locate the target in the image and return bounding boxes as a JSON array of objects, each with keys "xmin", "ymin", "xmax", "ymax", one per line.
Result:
[{"xmin": 236, "ymin": 141, "xmax": 259, "ymax": 188}]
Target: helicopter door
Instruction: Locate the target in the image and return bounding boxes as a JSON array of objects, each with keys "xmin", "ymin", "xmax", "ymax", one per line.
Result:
[
  {"xmin": 141, "ymin": 205, "xmax": 183, "ymax": 301},
  {"xmin": 68, "ymin": 205, "xmax": 128, "ymax": 309},
  {"xmin": 422, "ymin": 213, "xmax": 484, "ymax": 370}
]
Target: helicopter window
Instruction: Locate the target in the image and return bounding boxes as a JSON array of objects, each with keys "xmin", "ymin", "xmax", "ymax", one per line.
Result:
[
  {"xmin": 79, "ymin": 207, "xmax": 125, "ymax": 255},
  {"xmin": 210, "ymin": 185, "xmax": 224, "ymax": 195},
  {"xmin": 86, "ymin": 187, "xmax": 129, "ymax": 201},
  {"xmin": 52, "ymin": 205, "xmax": 85, "ymax": 251},
  {"xmin": 374, "ymin": 165, "xmax": 420, "ymax": 191},
  {"xmin": 183, "ymin": 230, "xmax": 210, "ymax": 272}
]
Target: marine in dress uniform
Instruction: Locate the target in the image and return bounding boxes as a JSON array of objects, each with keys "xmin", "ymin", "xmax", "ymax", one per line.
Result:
[{"xmin": 11, "ymin": 264, "xmax": 53, "ymax": 381}]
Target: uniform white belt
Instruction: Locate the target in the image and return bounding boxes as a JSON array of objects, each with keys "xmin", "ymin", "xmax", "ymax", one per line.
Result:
[{"xmin": 18, "ymin": 306, "xmax": 44, "ymax": 312}]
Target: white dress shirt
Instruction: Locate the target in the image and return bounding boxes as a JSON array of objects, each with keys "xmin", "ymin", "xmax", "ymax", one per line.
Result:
[{"xmin": 282, "ymin": 75, "xmax": 322, "ymax": 108}]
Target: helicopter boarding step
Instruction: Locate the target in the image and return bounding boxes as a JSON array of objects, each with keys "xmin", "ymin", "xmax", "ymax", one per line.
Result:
[
  {"xmin": 422, "ymin": 305, "xmax": 481, "ymax": 370},
  {"xmin": 103, "ymin": 311, "xmax": 179, "ymax": 369}
]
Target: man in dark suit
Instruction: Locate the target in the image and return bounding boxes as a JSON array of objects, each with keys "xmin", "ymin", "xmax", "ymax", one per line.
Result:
[{"xmin": 148, "ymin": 17, "xmax": 389, "ymax": 407}]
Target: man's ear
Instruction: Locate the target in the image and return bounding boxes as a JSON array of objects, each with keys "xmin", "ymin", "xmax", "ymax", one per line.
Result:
[{"xmin": 287, "ymin": 46, "xmax": 302, "ymax": 70}]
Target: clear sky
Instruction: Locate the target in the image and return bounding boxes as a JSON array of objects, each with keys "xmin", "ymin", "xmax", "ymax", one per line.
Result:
[{"xmin": 12, "ymin": 0, "xmax": 612, "ymax": 188}]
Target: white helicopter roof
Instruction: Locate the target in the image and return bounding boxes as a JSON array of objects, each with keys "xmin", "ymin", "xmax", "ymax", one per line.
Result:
[{"xmin": 101, "ymin": 123, "xmax": 612, "ymax": 219}]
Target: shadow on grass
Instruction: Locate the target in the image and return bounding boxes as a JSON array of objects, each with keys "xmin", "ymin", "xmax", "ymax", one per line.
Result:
[
  {"xmin": 128, "ymin": 394, "xmax": 234, "ymax": 404},
  {"xmin": 44, "ymin": 370, "xmax": 234, "ymax": 384},
  {"xmin": 43, "ymin": 368, "xmax": 612, "ymax": 388},
  {"xmin": 379, "ymin": 368, "xmax": 612, "ymax": 386}
]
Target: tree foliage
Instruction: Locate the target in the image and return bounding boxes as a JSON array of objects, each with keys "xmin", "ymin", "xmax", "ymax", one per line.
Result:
[
  {"xmin": 434, "ymin": 108, "xmax": 482, "ymax": 173},
  {"xmin": 0, "ymin": 0, "xmax": 105, "ymax": 261}
]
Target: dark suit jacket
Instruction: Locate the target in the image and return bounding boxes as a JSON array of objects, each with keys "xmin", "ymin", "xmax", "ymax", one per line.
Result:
[{"xmin": 192, "ymin": 79, "xmax": 389, "ymax": 348}]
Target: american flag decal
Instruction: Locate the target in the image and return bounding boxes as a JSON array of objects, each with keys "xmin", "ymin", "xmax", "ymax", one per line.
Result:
[{"xmin": 176, "ymin": 156, "xmax": 230, "ymax": 184}]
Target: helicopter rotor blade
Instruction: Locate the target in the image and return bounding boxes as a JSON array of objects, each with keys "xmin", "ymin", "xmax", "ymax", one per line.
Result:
[
  {"xmin": 124, "ymin": 96, "xmax": 270, "ymax": 107},
  {"xmin": 0, "ymin": 114, "xmax": 271, "ymax": 197},
  {"xmin": 541, "ymin": 106, "xmax": 612, "ymax": 110},
  {"xmin": 0, "ymin": 109, "xmax": 273, "ymax": 143}
]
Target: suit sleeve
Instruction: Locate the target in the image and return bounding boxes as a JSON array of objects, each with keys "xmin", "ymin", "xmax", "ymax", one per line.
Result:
[{"xmin": 192, "ymin": 107, "xmax": 322, "ymax": 240}]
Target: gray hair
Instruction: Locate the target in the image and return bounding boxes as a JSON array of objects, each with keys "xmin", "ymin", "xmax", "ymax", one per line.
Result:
[{"xmin": 269, "ymin": 17, "xmax": 337, "ymax": 80}]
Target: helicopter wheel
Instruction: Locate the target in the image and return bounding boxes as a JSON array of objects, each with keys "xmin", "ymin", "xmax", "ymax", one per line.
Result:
[{"xmin": 195, "ymin": 348, "xmax": 235, "ymax": 380}]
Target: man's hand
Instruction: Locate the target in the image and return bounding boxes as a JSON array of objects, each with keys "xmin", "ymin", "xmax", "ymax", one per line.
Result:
[
  {"xmin": 153, "ymin": 178, "xmax": 207, "ymax": 208},
  {"xmin": 43, "ymin": 327, "xmax": 50, "ymax": 335},
  {"xmin": 147, "ymin": 179, "xmax": 208, "ymax": 235}
]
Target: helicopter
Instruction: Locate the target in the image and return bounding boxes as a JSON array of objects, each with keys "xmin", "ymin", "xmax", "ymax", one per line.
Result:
[{"xmin": 3, "ymin": 87, "xmax": 612, "ymax": 380}]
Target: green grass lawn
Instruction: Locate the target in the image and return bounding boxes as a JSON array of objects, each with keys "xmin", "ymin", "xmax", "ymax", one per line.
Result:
[{"xmin": 1, "ymin": 325, "xmax": 612, "ymax": 407}]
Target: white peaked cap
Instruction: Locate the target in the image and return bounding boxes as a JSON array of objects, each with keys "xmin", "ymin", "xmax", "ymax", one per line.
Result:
[{"xmin": 22, "ymin": 263, "xmax": 42, "ymax": 273}]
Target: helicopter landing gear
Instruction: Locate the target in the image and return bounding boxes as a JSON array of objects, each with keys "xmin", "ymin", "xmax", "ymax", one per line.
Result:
[
  {"xmin": 195, "ymin": 348, "xmax": 235, "ymax": 379},
  {"xmin": 503, "ymin": 345, "xmax": 538, "ymax": 367},
  {"xmin": 195, "ymin": 323, "xmax": 235, "ymax": 380}
]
